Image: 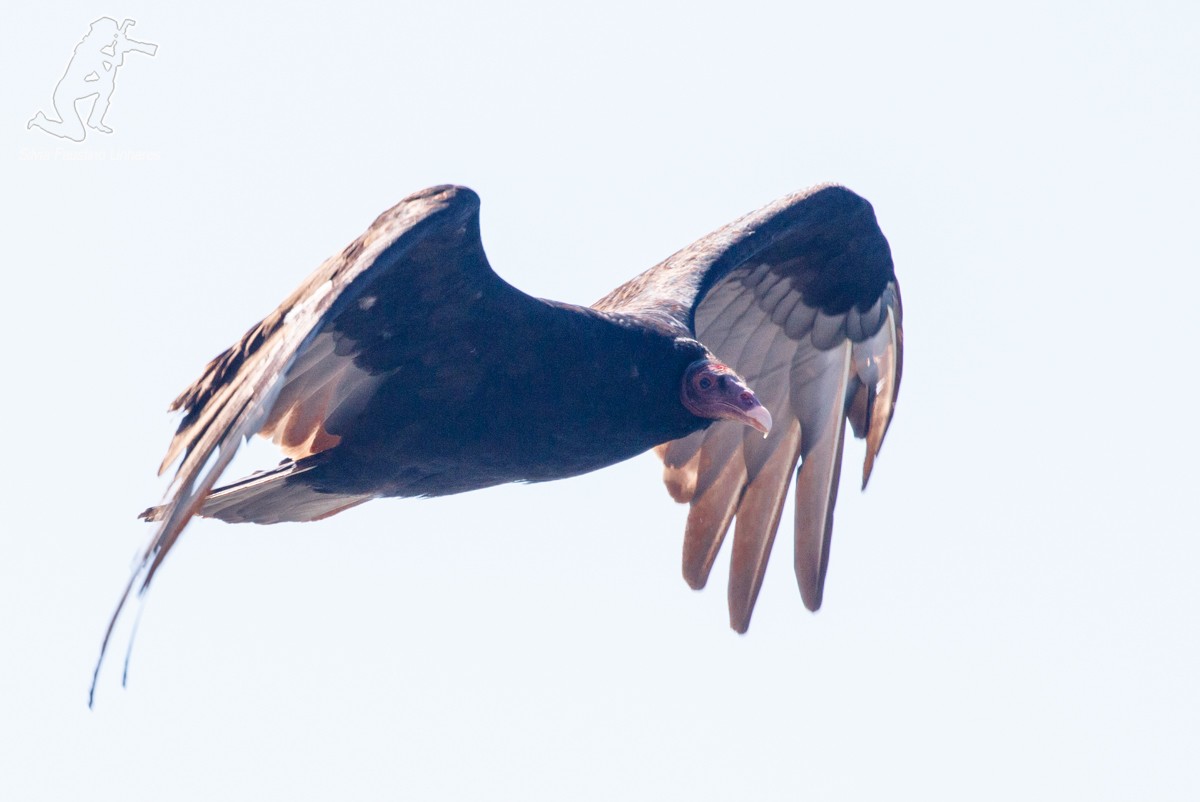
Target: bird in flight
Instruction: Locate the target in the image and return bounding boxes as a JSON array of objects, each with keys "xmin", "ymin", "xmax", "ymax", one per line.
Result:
[{"xmin": 92, "ymin": 184, "xmax": 902, "ymax": 703}]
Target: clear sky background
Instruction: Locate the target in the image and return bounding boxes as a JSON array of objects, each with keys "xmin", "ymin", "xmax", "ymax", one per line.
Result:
[{"xmin": 4, "ymin": 2, "xmax": 1198, "ymax": 800}]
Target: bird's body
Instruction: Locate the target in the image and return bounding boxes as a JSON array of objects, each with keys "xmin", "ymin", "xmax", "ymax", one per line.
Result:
[
  {"xmin": 320, "ymin": 308, "xmax": 710, "ymax": 494},
  {"xmin": 204, "ymin": 308, "xmax": 715, "ymax": 521},
  {"xmin": 95, "ymin": 183, "xmax": 902, "ymax": 704}
]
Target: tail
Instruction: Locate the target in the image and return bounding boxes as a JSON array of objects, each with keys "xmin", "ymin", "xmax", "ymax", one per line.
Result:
[{"xmin": 139, "ymin": 457, "xmax": 374, "ymax": 525}]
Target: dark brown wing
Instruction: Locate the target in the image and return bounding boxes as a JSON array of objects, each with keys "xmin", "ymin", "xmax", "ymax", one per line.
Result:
[
  {"xmin": 92, "ymin": 185, "xmax": 523, "ymax": 703},
  {"xmin": 598, "ymin": 185, "xmax": 903, "ymax": 632}
]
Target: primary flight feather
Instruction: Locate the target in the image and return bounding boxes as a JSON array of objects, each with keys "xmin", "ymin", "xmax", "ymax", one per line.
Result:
[{"xmin": 93, "ymin": 184, "xmax": 901, "ymax": 701}]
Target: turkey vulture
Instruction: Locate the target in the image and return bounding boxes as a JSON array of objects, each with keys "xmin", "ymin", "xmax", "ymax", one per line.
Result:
[{"xmin": 92, "ymin": 184, "xmax": 902, "ymax": 702}]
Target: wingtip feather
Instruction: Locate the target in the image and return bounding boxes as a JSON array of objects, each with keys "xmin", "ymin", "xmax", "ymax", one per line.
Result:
[
  {"xmin": 858, "ymin": 303, "xmax": 900, "ymax": 490},
  {"xmin": 681, "ymin": 457, "xmax": 746, "ymax": 590},
  {"xmin": 792, "ymin": 344, "xmax": 852, "ymax": 613},
  {"xmin": 726, "ymin": 421, "xmax": 802, "ymax": 632}
]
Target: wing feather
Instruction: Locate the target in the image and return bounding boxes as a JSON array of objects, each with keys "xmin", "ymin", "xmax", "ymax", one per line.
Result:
[
  {"xmin": 679, "ymin": 342, "xmax": 794, "ymax": 592},
  {"xmin": 738, "ymin": 329, "xmax": 795, "ymax": 479},
  {"xmin": 681, "ymin": 450, "xmax": 746, "ymax": 590},
  {"xmin": 728, "ymin": 418, "xmax": 802, "ymax": 631},
  {"xmin": 855, "ymin": 300, "xmax": 901, "ymax": 488},
  {"xmin": 790, "ymin": 341, "xmax": 853, "ymax": 611},
  {"xmin": 91, "ymin": 185, "xmax": 491, "ymax": 705},
  {"xmin": 604, "ymin": 185, "xmax": 903, "ymax": 631},
  {"xmin": 783, "ymin": 299, "xmax": 819, "ymax": 340},
  {"xmin": 275, "ymin": 366, "xmax": 343, "ymax": 452},
  {"xmin": 684, "ymin": 267, "xmax": 897, "ymax": 629},
  {"xmin": 657, "ymin": 430, "xmax": 706, "ymax": 501}
]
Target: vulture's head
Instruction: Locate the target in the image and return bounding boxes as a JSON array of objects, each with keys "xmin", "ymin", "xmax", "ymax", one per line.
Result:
[{"xmin": 681, "ymin": 356, "xmax": 772, "ymax": 436}]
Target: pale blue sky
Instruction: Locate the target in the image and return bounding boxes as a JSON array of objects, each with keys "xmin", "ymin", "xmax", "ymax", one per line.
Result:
[{"xmin": 4, "ymin": 2, "xmax": 1199, "ymax": 800}]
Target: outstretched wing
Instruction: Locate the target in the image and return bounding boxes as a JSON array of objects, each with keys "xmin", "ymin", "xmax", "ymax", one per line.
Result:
[
  {"xmin": 597, "ymin": 185, "xmax": 903, "ymax": 632},
  {"xmin": 92, "ymin": 184, "xmax": 521, "ymax": 702}
]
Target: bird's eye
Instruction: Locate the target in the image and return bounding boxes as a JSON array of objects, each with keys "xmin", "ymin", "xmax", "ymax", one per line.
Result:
[{"xmin": 698, "ymin": 376, "xmax": 713, "ymax": 390}]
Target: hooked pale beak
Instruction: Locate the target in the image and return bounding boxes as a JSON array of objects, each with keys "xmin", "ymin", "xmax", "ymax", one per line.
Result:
[
  {"xmin": 713, "ymin": 374, "xmax": 772, "ymax": 438},
  {"xmin": 741, "ymin": 403, "xmax": 773, "ymax": 437}
]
